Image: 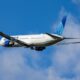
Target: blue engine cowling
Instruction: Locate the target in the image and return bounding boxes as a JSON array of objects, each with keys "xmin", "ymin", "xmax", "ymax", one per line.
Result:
[{"xmin": 4, "ymin": 40, "xmax": 10, "ymax": 47}]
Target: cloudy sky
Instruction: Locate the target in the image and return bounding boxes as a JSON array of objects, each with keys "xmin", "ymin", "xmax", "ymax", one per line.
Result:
[{"xmin": 0, "ymin": 0, "xmax": 80, "ymax": 80}]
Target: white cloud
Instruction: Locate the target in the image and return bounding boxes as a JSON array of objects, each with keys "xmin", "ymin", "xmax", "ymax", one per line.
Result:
[
  {"xmin": 0, "ymin": 48, "xmax": 51, "ymax": 80},
  {"xmin": 48, "ymin": 12, "xmax": 80, "ymax": 80}
]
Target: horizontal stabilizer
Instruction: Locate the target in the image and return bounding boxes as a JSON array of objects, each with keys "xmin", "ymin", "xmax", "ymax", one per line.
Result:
[{"xmin": 58, "ymin": 42, "xmax": 80, "ymax": 45}]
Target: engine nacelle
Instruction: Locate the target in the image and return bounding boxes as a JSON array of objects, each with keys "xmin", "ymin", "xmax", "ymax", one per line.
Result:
[
  {"xmin": 31, "ymin": 46, "xmax": 45, "ymax": 51},
  {"xmin": 4, "ymin": 40, "xmax": 14, "ymax": 47}
]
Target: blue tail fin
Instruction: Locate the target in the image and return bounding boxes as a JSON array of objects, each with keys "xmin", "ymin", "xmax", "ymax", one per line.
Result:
[
  {"xmin": 0, "ymin": 36, "xmax": 2, "ymax": 40},
  {"xmin": 54, "ymin": 16, "xmax": 67, "ymax": 35}
]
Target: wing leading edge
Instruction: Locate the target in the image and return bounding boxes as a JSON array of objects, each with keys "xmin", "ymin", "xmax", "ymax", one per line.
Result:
[{"xmin": 0, "ymin": 32, "xmax": 30, "ymax": 47}]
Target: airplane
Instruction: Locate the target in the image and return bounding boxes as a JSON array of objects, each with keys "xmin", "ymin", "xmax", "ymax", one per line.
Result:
[{"xmin": 0, "ymin": 16, "xmax": 80, "ymax": 51}]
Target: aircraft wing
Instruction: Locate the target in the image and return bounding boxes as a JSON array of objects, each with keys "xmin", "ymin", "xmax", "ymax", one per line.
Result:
[
  {"xmin": 0, "ymin": 32, "xmax": 30, "ymax": 47},
  {"xmin": 45, "ymin": 33, "xmax": 63, "ymax": 39}
]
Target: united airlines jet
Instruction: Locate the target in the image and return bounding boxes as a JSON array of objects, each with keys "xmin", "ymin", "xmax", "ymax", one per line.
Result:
[{"xmin": 0, "ymin": 16, "xmax": 79, "ymax": 51}]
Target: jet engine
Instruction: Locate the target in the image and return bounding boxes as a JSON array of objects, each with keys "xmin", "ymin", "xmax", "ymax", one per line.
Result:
[
  {"xmin": 4, "ymin": 40, "xmax": 14, "ymax": 47},
  {"xmin": 31, "ymin": 46, "xmax": 46, "ymax": 51}
]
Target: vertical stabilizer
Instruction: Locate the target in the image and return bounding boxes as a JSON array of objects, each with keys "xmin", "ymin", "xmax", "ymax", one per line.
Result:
[{"xmin": 54, "ymin": 16, "xmax": 67, "ymax": 35}]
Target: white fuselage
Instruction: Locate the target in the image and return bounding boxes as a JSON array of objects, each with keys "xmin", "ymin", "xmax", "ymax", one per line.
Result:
[{"xmin": 0, "ymin": 33, "xmax": 63, "ymax": 47}]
